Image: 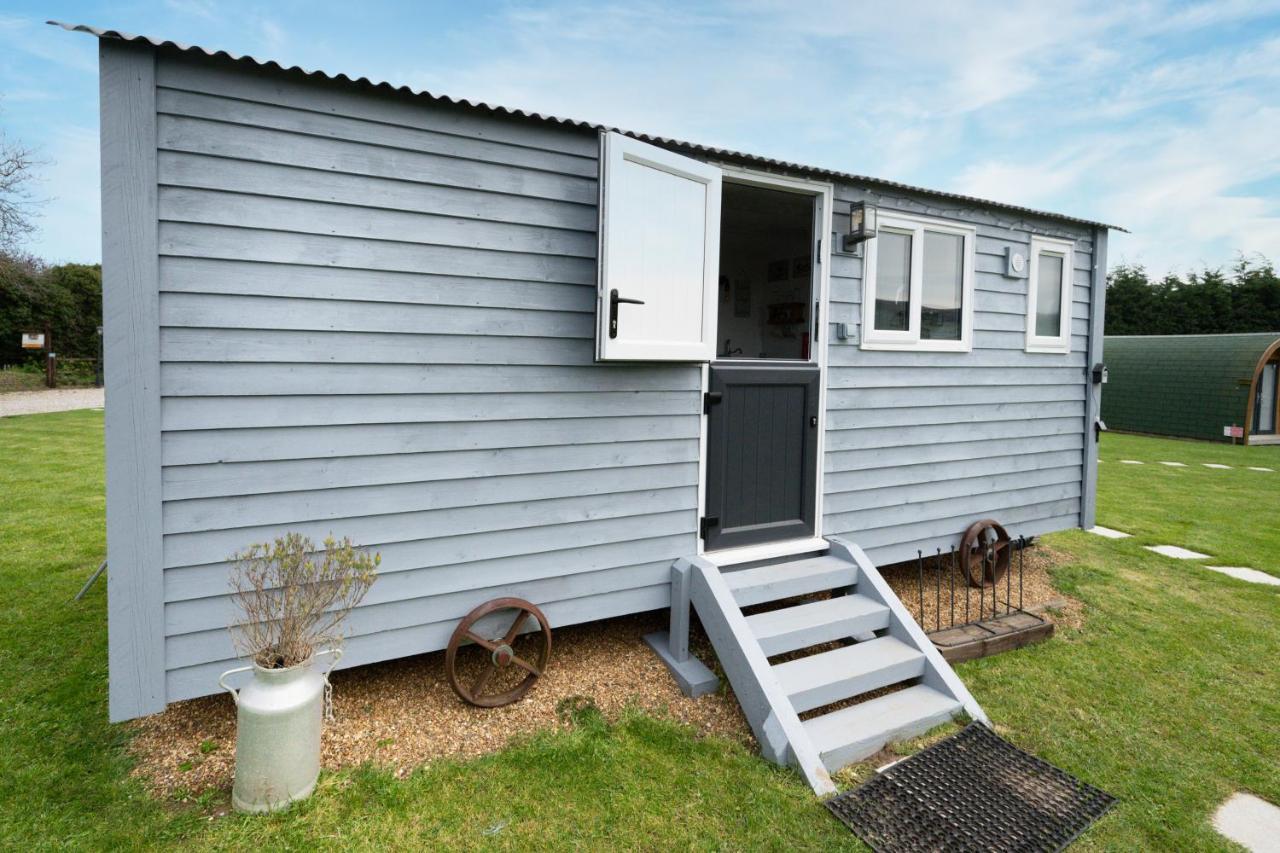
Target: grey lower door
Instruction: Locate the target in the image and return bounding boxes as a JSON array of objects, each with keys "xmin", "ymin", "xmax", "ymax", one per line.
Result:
[{"xmin": 703, "ymin": 362, "xmax": 820, "ymax": 551}]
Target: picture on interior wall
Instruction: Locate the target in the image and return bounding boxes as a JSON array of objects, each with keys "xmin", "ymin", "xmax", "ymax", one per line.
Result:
[
  {"xmin": 767, "ymin": 259, "xmax": 789, "ymax": 282},
  {"xmin": 792, "ymin": 255, "xmax": 811, "ymax": 278}
]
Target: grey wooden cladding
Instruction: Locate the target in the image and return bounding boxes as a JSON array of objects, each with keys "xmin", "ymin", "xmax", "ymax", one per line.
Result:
[
  {"xmin": 159, "ymin": 186, "xmax": 598, "ymax": 257},
  {"xmin": 163, "ymin": 438, "xmax": 698, "ymax": 499},
  {"xmin": 161, "ymin": 391, "xmax": 697, "ymax": 430},
  {"xmin": 131, "ymin": 49, "xmax": 703, "ymax": 706},
  {"xmin": 163, "ymin": 462, "xmax": 697, "ymax": 534},
  {"xmin": 160, "ymin": 363, "xmax": 695, "ymax": 396},
  {"xmin": 823, "ymin": 185, "xmax": 1096, "ymax": 563},
  {"xmin": 165, "ymin": 511, "xmax": 693, "ymax": 602},
  {"xmin": 101, "ymin": 41, "xmax": 167, "ymax": 722},
  {"xmin": 161, "ymin": 415, "xmax": 699, "ymax": 465}
]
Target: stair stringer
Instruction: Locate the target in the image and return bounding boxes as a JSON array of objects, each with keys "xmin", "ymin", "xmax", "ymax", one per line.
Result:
[
  {"xmin": 681, "ymin": 556, "xmax": 837, "ymax": 797},
  {"xmin": 825, "ymin": 537, "xmax": 988, "ymax": 725}
]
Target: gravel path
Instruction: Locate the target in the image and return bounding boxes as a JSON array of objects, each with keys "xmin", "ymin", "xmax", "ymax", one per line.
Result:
[{"xmin": 0, "ymin": 388, "xmax": 104, "ymax": 417}]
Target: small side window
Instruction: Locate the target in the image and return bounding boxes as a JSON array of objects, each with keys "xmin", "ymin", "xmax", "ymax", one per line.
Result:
[
  {"xmin": 1026, "ymin": 236, "xmax": 1074, "ymax": 353},
  {"xmin": 861, "ymin": 213, "xmax": 975, "ymax": 352}
]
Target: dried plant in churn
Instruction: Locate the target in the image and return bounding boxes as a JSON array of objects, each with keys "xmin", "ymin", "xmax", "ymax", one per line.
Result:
[{"xmin": 218, "ymin": 533, "xmax": 378, "ymax": 813}]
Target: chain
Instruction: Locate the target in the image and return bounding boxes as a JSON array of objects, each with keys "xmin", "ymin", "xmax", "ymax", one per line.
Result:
[{"xmin": 324, "ymin": 674, "xmax": 334, "ymax": 722}]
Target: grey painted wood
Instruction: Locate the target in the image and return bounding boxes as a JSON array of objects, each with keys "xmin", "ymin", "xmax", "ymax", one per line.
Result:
[
  {"xmin": 686, "ymin": 556, "xmax": 836, "ymax": 795},
  {"xmin": 159, "ymin": 362, "xmax": 696, "ymax": 397},
  {"xmin": 157, "ymin": 114, "xmax": 597, "ymax": 204},
  {"xmin": 159, "ymin": 187, "xmax": 598, "ymax": 258},
  {"xmin": 826, "ymin": 401, "xmax": 1083, "ymax": 431},
  {"xmin": 161, "ymin": 415, "xmax": 698, "ymax": 465},
  {"xmin": 159, "ymin": 257, "xmax": 595, "ymax": 310},
  {"xmin": 166, "ymin": 512, "xmax": 693, "ymax": 602},
  {"xmin": 827, "ymin": 433, "xmax": 1083, "ymax": 472},
  {"xmin": 100, "ymin": 41, "xmax": 166, "ymax": 723},
  {"xmin": 824, "ymin": 449, "xmax": 1083, "ymax": 494},
  {"xmin": 162, "ymin": 462, "xmax": 696, "ymax": 534},
  {"xmin": 154, "ymin": 53, "xmax": 599, "ymax": 157},
  {"xmin": 160, "ymin": 151, "xmax": 597, "ymax": 232},
  {"xmin": 704, "ymin": 364, "xmax": 819, "ymax": 550},
  {"xmin": 773, "ymin": 636, "xmax": 925, "ymax": 713},
  {"xmin": 826, "ymin": 538, "xmax": 987, "ymax": 725},
  {"xmin": 156, "ymin": 87, "xmax": 598, "ymax": 177},
  {"xmin": 803, "ymin": 685, "xmax": 961, "ymax": 772},
  {"xmin": 746, "ymin": 594, "xmax": 889, "ymax": 656},
  {"xmin": 1081, "ymin": 228, "xmax": 1109, "ymax": 529},
  {"xmin": 163, "ymin": 438, "xmax": 696, "ymax": 499},
  {"xmin": 842, "ymin": 505, "xmax": 1081, "ymax": 561},
  {"xmin": 723, "ymin": 555, "xmax": 858, "ymax": 607},
  {"xmin": 159, "ymin": 224, "xmax": 595, "ymax": 284},
  {"xmin": 163, "ymin": 485, "xmax": 696, "ymax": 570},
  {"xmin": 826, "ymin": 417, "xmax": 1084, "ymax": 452}
]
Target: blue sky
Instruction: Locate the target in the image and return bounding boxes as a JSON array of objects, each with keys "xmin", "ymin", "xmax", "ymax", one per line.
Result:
[{"xmin": 2, "ymin": 0, "xmax": 1280, "ymax": 274}]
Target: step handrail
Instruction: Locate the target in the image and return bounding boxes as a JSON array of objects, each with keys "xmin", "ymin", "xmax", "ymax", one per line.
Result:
[
  {"xmin": 682, "ymin": 555, "xmax": 837, "ymax": 796},
  {"xmin": 826, "ymin": 537, "xmax": 988, "ymax": 725}
]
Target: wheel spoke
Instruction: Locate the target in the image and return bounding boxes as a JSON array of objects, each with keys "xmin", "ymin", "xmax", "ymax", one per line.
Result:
[
  {"xmin": 470, "ymin": 666, "xmax": 495, "ymax": 698},
  {"xmin": 508, "ymin": 654, "xmax": 541, "ymax": 676},
  {"xmin": 464, "ymin": 631, "xmax": 500, "ymax": 653},
  {"xmin": 992, "ymin": 539, "xmax": 1010, "ymax": 553},
  {"xmin": 502, "ymin": 612, "xmax": 529, "ymax": 645}
]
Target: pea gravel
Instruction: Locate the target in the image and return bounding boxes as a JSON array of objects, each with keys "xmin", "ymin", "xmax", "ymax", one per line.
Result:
[{"xmin": 129, "ymin": 544, "xmax": 1076, "ymax": 796}]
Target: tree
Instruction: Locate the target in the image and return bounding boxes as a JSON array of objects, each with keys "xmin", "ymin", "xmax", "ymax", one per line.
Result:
[
  {"xmin": 1105, "ymin": 256, "xmax": 1280, "ymax": 335},
  {"xmin": 0, "ymin": 132, "xmax": 39, "ymax": 253}
]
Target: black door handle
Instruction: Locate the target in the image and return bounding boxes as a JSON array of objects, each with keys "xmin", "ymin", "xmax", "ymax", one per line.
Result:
[{"xmin": 608, "ymin": 289, "xmax": 646, "ymax": 339}]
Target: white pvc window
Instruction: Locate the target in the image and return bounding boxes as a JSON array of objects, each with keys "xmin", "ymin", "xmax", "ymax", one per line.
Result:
[
  {"xmin": 861, "ymin": 213, "xmax": 975, "ymax": 351},
  {"xmin": 1026, "ymin": 236, "xmax": 1075, "ymax": 353}
]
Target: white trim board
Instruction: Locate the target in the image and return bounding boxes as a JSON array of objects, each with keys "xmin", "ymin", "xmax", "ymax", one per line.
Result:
[{"xmin": 697, "ymin": 168, "xmax": 833, "ymax": 557}]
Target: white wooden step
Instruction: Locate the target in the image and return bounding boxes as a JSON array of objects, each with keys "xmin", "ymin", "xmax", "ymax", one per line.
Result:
[
  {"xmin": 745, "ymin": 594, "xmax": 890, "ymax": 656},
  {"xmin": 802, "ymin": 684, "xmax": 962, "ymax": 773},
  {"xmin": 722, "ymin": 555, "xmax": 858, "ymax": 607},
  {"xmin": 773, "ymin": 636, "xmax": 925, "ymax": 713}
]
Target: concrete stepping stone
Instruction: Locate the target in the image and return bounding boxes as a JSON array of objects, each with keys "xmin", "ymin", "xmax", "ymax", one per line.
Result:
[
  {"xmin": 1203, "ymin": 463, "xmax": 1232, "ymax": 469},
  {"xmin": 1204, "ymin": 566, "xmax": 1280, "ymax": 587},
  {"xmin": 1247, "ymin": 466, "xmax": 1274, "ymax": 472},
  {"xmin": 1158, "ymin": 461, "xmax": 1186, "ymax": 467},
  {"xmin": 1214, "ymin": 792, "xmax": 1280, "ymax": 851},
  {"xmin": 1119, "ymin": 459, "xmax": 1144, "ymax": 465},
  {"xmin": 1145, "ymin": 545, "xmax": 1211, "ymax": 560},
  {"xmin": 1088, "ymin": 526, "xmax": 1131, "ymax": 539}
]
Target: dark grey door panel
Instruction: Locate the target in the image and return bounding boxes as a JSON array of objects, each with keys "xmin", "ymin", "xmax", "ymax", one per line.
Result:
[{"xmin": 704, "ymin": 363, "xmax": 820, "ymax": 551}]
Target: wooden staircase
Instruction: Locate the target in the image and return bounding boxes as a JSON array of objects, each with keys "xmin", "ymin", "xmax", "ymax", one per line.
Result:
[{"xmin": 647, "ymin": 536, "xmax": 986, "ymax": 796}]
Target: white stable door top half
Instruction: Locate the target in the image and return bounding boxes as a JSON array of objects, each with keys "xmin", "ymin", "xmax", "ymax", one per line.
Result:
[{"xmin": 597, "ymin": 132, "xmax": 721, "ymax": 361}]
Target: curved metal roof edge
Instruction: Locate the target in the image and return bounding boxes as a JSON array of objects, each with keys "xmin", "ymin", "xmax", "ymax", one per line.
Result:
[{"xmin": 54, "ymin": 20, "xmax": 1126, "ymax": 233}]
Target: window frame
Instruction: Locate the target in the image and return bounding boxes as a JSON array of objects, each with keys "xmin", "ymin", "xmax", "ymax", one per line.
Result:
[
  {"xmin": 1025, "ymin": 236, "xmax": 1075, "ymax": 354},
  {"xmin": 860, "ymin": 212, "xmax": 976, "ymax": 352}
]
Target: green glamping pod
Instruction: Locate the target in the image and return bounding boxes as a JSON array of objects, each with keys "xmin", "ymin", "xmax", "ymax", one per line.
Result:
[{"xmin": 1102, "ymin": 333, "xmax": 1280, "ymax": 443}]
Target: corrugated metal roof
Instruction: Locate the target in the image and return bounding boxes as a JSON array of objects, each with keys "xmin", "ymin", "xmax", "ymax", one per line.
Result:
[{"xmin": 54, "ymin": 20, "xmax": 1124, "ymax": 232}]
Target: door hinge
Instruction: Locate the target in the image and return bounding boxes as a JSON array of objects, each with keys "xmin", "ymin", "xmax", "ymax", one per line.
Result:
[
  {"xmin": 703, "ymin": 390, "xmax": 723, "ymax": 415},
  {"xmin": 700, "ymin": 516, "xmax": 719, "ymax": 539}
]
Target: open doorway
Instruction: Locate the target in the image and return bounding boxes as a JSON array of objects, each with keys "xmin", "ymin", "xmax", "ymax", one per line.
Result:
[
  {"xmin": 716, "ymin": 183, "xmax": 816, "ymax": 360},
  {"xmin": 702, "ymin": 179, "xmax": 822, "ymax": 552}
]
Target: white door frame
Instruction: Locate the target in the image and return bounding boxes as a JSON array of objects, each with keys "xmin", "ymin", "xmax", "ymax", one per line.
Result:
[{"xmin": 697, "ymin": 167, "xmax": 834, "ymax": 565}]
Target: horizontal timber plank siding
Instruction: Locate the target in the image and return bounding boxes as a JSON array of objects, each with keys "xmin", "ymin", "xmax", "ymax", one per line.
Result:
[
  {"xmin": 145, "ymin": 50, "xmax": 700, "ymax": 691},
  {"xmin": 822, "ymin": 181, "xmax": 1095, "ymax": 566}
]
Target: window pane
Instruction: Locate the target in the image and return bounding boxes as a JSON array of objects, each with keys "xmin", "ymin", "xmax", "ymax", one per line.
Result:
[
  {"xmin": 874, "ymin": 230, "xmax": 911, "ymax": 332},
  {"xmin": 1035, "ymin": 252, "xmax": 1064, "ymax": 338},
  {"xmin": 921, "ymin": 231, "xmax": 963, "ymax": 340}
]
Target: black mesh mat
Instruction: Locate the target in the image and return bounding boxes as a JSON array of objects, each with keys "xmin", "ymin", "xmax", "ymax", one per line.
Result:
[{"xmin": 825, "ymin": 722, "xmax": 1115, "ymax": 852}]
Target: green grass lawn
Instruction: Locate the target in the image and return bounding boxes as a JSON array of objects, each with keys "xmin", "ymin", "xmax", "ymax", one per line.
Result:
[
  {"xmin": 0, "ymin": 413, "xmax": 1276, "ymax": 850},
  {"xmin": 1098, "ymin": 432, "xmax": 1280, "ymax": 575}
]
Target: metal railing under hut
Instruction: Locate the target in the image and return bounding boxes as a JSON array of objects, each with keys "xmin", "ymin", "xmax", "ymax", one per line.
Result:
[{"xmin": 914, "ymin": 535, "xmax": 1054, "ymax": 663}]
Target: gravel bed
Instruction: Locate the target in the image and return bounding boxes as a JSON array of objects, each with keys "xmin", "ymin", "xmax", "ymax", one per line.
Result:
[
  {"xmin": 0, "ymin": 387, "xmax": 104, "ymax": 417},
  {"xmin": 130, "ymin": 544, "xmax": 1076, "ymax": 796}
]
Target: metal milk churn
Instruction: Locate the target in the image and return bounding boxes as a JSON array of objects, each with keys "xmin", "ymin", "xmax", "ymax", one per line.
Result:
[{"xmin": 219, "ymin": 649, "xmax": 340, "ymax": 813}]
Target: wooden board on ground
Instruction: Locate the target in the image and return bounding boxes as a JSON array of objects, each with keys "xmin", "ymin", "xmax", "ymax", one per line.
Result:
[{"xmin": 929, "ymin": 611, "xmax": 1054, "ymax": 663}]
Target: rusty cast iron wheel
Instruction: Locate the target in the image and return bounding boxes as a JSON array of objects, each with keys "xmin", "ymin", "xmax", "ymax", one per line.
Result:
[
  {"xmin": 959, "ymin": 519, "xmax": 1012, "ymax": 588},
  {"xmin": 445, "ymin": 597, "xmax": 551, "ymax": 708}
]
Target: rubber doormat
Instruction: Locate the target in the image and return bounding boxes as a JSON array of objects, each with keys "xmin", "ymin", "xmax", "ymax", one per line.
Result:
[{"xmin": 825, "ymin": 722, "xmax": 1116, "ymax": 852}]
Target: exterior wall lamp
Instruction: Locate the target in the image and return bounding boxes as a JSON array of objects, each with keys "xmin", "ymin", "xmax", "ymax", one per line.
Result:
[{"xmin": 843, "ymin": 202, "xmax": 878, "ymax": 251}]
